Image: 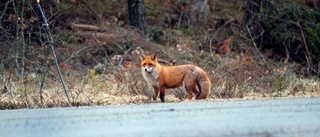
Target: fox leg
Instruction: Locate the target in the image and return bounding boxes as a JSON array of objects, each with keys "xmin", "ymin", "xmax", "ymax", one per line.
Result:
[
  {"xmin": 153, "ymin": 87, "xmax": 160, "ymax": 101},
  {"xmin": 184, "ymin": 77, "xmax": 197, "ymax": 100},
  {"xmin": 192, "ymin": 86, "xmax": 200, "ymax": 97},
  {"xmin": 184, "ymin": 85, "xmax": 194, "ymax": 100},
  {"xmin": 160, "ymin": 87, "xmax": 166, "ymax": 102}
]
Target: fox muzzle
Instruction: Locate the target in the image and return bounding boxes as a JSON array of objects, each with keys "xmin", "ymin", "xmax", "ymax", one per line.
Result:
[{"xmin": 144, "ymin": 67, "xmax": 154, "ymax": 73}]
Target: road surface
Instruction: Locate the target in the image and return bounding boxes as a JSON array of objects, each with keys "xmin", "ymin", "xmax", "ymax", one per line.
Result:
[{"xmin": 1, "ymin": 97, "xmax": 320, "ymax": 137}]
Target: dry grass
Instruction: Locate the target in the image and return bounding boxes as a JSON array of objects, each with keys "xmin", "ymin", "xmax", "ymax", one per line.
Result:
[{"xmin": 1, "ymin": 42, "xmax": 320, "ymax": 109}]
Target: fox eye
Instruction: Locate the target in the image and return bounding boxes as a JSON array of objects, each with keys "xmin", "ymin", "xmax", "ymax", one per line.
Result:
[{"xmin": 142, "ymin": 63, "xmax": 153, "ymax": 66}]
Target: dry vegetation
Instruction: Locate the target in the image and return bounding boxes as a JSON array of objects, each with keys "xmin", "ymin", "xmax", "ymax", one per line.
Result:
[{"xmin": 0, "ymin": 0, "xmax": 320, "ymax": 109}]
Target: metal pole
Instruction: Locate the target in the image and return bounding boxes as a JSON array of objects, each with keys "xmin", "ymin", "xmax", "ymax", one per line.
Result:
[{"xmin": 36, "ymin": 0, "xmax": 71, "ymax": 104}]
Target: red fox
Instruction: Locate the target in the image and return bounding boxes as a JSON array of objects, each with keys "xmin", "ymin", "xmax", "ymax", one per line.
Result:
[{"xmin": 141, "ymin": 53, "xmax": 211, "ymax": 102}]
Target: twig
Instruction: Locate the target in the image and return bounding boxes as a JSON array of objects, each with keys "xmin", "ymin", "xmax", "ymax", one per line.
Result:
[
  {"xmin": 211, "ymin": 18, "xmax": 235, "ymax": 39},
  {"xmin": 39, "ymin": 65, "xmax": 49, "ymax": 104},
  {"xmin": 298, "ymin": 22, "xmax": 312, "ymax": 76},
  {"xmin": 78, "ymin": 0, "xmax": 103, "ymax": 23},
  {"xmin": 64, "ymin": 45, "xmax": 92, "ymax": 63},
  {"xmin": 245, "ymin": 25, "xmax": 269, "ymax": 70},
  {"xmin": 71, "ymin": 23, "xmax": 100, "ymax": 31},
  {"xmin": 117, "ymin": 46, "xmax": 134, "ymax": 68}
]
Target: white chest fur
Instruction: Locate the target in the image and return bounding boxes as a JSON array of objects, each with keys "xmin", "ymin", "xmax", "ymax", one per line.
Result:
[{"xmin": 141, "ymin": 67, "xmax": 160, "ymax": 88}]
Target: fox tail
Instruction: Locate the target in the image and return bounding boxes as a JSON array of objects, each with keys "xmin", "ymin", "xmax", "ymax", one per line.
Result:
[{"xmin": 195, "ymin": 73, "xmax": 211, "ymax": 100}]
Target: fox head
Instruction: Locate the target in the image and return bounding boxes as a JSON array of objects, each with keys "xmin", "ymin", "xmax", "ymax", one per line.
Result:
[{"xmin": 141, "ymin": 53, "xmax": 157, "ymax": 73}]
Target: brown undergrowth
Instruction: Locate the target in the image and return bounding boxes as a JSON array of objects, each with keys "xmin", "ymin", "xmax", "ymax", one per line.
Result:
[{"xmin": 1, "ymin": 32, "xmax": 320, "ymax": 109}]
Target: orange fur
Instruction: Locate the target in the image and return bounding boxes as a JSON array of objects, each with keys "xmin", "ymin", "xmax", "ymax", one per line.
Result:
[{"xmin": 141, "ymin": 54, "xmax": 211, "ymax": 102}]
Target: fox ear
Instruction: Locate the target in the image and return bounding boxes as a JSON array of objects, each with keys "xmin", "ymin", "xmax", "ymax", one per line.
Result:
[
  {"xmin": 150, "ymin": 53, "xmax": 156, "ymax": 60},
  {"xmin": 141, "ymin": 54, "xmax": 147, "ymax": 60}
]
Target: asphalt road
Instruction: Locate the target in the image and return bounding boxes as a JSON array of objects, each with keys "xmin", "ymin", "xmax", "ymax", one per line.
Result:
[{"xmin": 1, "ymin": 98, "xmax": 320, "ymax": 137}]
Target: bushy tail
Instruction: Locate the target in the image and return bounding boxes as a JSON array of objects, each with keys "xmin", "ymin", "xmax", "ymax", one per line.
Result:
[{"xmin": 195, "ymin": 74, "xmax": 211, "ymax": 100}]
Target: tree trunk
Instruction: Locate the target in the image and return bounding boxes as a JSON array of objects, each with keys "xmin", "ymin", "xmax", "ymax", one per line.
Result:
[{"xmin": 128, "ymin": 0, "xmax": 146, "ymax": 36}]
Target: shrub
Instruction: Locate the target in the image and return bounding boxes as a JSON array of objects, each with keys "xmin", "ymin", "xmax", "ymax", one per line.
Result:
[{"xmin": 247, "ymin": 0, "xmax": 320, "ymax": 76}]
